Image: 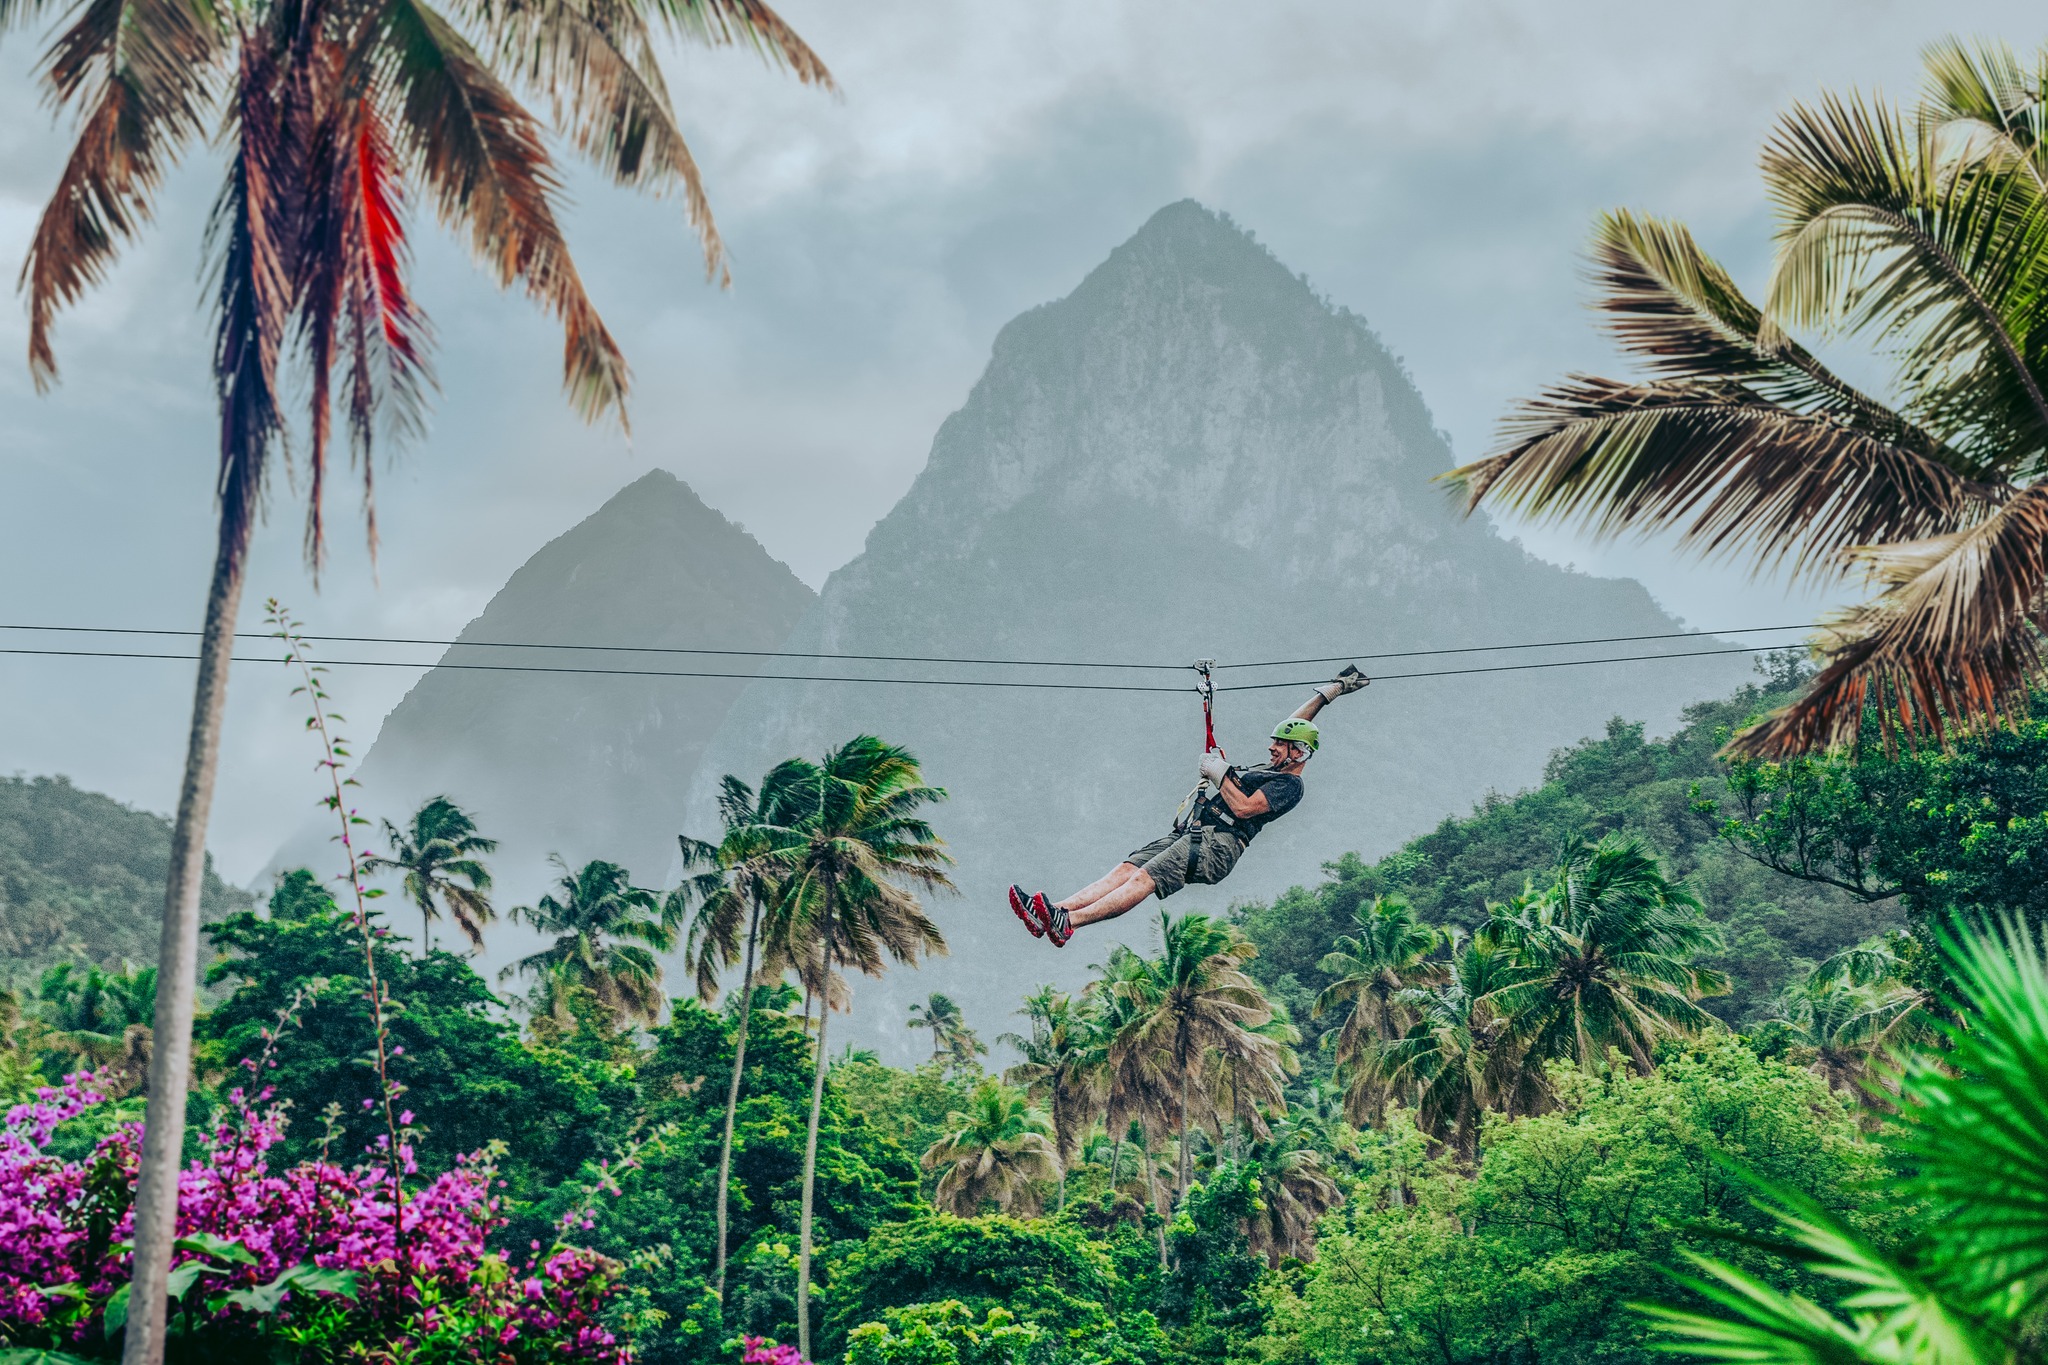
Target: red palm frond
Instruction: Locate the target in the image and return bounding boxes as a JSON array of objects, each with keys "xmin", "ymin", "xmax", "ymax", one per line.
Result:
[{"xmin": 298, "ymin": 96, "xmax": 431, "ymax": 571}]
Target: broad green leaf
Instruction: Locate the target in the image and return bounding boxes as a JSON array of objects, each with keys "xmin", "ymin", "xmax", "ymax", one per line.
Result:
[
  {"xmin": 175, "ymin": 1231, "xmax": 257, "ymax": 1265},
  {"xmin": 221, "ymin": 1263, "xmax": 361, "ymax": 1314},
  {"xmin": 0, "ymin": 1351, "xmax": 104, "ymax": 1365},
  {"xmin": 103, "ymin": 1283, "xmax": 130, "ymax": 1334}
]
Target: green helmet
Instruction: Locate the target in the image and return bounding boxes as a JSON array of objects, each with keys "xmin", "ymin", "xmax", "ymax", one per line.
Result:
[{"xmin": 1271, "ymin": 717, "xmax": 1320, "ymax": 753}]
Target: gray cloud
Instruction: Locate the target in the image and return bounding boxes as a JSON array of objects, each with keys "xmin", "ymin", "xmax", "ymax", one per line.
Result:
[{"xmin": 1, "ymin": 0, "xmax": 2041, "ymax": 879}]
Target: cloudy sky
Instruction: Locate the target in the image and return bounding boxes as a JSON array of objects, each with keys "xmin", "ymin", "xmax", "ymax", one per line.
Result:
[{"xmin": 2, "ymin": 0, "xmax": 2042, "ymax": 881}]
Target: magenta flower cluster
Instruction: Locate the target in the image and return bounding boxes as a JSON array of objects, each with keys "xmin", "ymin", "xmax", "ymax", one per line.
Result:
[
  {"xmin": 739, "ymin": 1335, "xmax": 813, "ymax": 1365},
  {"xmin": 0, "ymin": 1071, "xmax": 631, "ymax": 1361}
]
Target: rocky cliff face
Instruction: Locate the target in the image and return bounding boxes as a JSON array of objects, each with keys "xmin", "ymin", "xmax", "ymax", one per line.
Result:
[
  {"xmin": 335, "ymin": 470, "xmax": 816, "ymax": 924},
  {"xmin": 685, "ymin": 200, "xmax": 1752, "ymax": 1056}
]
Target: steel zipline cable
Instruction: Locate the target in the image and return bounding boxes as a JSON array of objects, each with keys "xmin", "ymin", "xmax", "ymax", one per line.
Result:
[
  {"xmin": 0, "ymin": 619, "xmax": 1818, "ymax": 676},
  {"xmin": 0, "ymin": 640, "xmax": 1801, "ymax": 693}
]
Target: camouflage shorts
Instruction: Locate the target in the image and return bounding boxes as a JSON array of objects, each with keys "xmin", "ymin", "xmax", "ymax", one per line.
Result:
[{"xmin": 1124, "ymin": 827, "xmax": 1246, "ymax": 899}]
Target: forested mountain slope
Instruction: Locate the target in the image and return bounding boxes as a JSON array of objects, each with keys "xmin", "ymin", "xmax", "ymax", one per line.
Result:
[
  {"xmin": 0, "ymin": 774, "xmax": 251, "ymax": 980},
  {"xmin": 1234, "ymin": 666, "xmax": 1900, "ymax": 1034}
]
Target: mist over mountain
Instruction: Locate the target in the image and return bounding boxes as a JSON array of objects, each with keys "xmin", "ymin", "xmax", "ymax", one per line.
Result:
[
  {"xmin": 275, "ymin": 472, "xmax": 815, "ymax": 947},
  {"xmin": 685, "ymin": 200, "xmax": 1753, "ymax": 1057}
]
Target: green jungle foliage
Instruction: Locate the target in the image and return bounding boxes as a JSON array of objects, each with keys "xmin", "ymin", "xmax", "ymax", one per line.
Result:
[
  {"xmin": 0, "ymin": 775, "xmax": 251, "ymax": 980},
  {"xmin": 8, "ymin": 669, "xmax": 2048, "ymax": 1365}
]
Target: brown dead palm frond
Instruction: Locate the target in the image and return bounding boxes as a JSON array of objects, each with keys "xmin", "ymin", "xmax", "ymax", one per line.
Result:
[
  {"xmin": 21, "ymin": 0, "xmax": 227, "ymax": 390},
  {"xmin": 1448, "ymin": 48, "xmax": 2048, "ymax": 756}
]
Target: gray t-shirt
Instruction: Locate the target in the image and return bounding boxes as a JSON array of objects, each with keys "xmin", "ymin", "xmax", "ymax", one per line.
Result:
[{"xmin": 1200, "ymin": 766, "xmax": 1304, "ymax": 841}]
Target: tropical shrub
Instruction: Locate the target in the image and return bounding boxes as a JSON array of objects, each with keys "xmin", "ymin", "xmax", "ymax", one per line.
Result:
[
  {"xmin": 1644, "ymin": 919, "xmax": 2048, "ymax": 1362},
  {"xmin": 1253, "ymin": 1035, "xmax": 1883, "ymax": 1364},
  {"xmin": 825, "ymin": 1216, "xmax": 1116, "ymax": 1353},
  {"xmin": 844, "ymin": 1302, "xmax": 1047, "ymax": 1365},
  {"xmin": 0, "ymin": 1072, "xmax": 628, "ymax": 1362}
]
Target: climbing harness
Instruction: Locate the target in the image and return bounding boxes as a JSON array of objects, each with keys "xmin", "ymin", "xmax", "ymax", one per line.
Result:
[{"xmin": 1171, "ymin": 660, "xmax": 1219, "ymax": 837}]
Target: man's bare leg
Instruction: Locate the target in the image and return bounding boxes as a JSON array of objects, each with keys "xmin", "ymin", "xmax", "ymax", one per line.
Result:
[
  {"xmin": 1067, "ymin": 871, "xmax": 1155, "ymax": 927},
  {"xmin": 1059, "ymin": 863, "xmax": 1142, "ymax": 911}
]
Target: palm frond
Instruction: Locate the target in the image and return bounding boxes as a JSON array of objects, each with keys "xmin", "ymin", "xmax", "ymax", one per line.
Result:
[
  {"xmin": 371, "ymin": 0, "xmax": 630, "ymax": 426},
  {"xmin": 1762, "ymin": 92, "xmax": 2048, "ymax": 471},
  {"xmin": 205, "ymin": 31, "xmax": 294, "ymax": 549},
  {"xmin": 21, "ymin": 0, "xmax": 223, "ymax": 388},
  {"xmin": 1730, "ymin": 484, "xmax": 2048, "ymax": 756},
  {"xmin": 468, "ymin": 0, "xmax": 724, "ymax": 279}
]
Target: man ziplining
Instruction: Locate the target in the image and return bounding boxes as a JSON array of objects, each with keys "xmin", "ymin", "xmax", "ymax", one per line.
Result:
[{"xmin": 1010, "ymin": 664, "xmax": 1370, "ymax": 946}]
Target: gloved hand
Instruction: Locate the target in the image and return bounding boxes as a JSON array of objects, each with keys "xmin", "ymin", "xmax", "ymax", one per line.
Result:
[
  {"xmin": 1328, "ymin": 665, "xmax": 1370, "ymax": 696},
  {"xmin": 1199, "ymin": 750, "xmax": 1230, "ymax": 786}
]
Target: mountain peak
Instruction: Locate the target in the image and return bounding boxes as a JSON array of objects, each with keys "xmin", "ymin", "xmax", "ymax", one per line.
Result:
[
  {"xmin": 293, "ymin": 470, "xmax": 817, "ymax": 913},
  {"xmin": 689, "ymin": 205, "xmax": 1752, "ymax": 1057},
  {"xmin": 1098, "ymin": 199, "xmax": 1285, "ymax": 276}
]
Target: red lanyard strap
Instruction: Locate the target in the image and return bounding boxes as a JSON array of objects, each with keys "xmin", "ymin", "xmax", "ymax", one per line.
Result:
[{"xmin": 1195, "ymin": 659, "xmax": 1216, "ymax": 753}]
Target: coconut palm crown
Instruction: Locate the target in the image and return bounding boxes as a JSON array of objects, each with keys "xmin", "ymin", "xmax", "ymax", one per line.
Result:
[
  {"xmin": 505, "ymin": 856, "xmax": 679, "ymax": 1027},
  {"xmin": 364, "ymin": 795, "xmax": 497, "ymax": 954},
  {"xmin": 1372, "ymin": 929, "xmax": 1536, "ymax": 1160},
  {"xmin": 1314, "ymin": 894, "xmax": 1442, "ymax": 1101},
  {"xmin": 1480, "ymin": 835, "xmax": 1728, "ymax": 1072},
  {"xmin": 745, "ymin": 735, "xmax": 952, "ymax": 1361},
  {"xmin": 1447, "ymin": 39, "xmax": 2048, "ymax": 756},
  {"xmin": 922, "ymin": 1080, "xmax": 1061, "ymax": 1218}
]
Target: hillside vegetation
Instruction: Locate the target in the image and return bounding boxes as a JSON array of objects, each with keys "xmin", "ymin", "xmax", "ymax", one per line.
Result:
[
  {"xmin": 1235, "ymin": 663, "xmax": 1899, "ymax": 1039},
  {"xmin": 0, "ymin": 774, "xmax": 251, "ymax": 980}
]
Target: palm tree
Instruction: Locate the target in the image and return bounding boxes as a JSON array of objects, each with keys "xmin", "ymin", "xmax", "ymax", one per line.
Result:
[
  {"xmin": 1314, "ymin": 895, "xmax": 1441, "ymax": 1123},
  {"xmin": 39, "ymin": 962, "xmax": 158, "ymax": 1093},
  {"xmin": 922, "ymin": 1080, "xmax": 1062, "ymax": 1217},
  {"xmin": 364, "ymin": 796, "xmax": 497, "ymax": 955},
  {"xmin": 1778, "ymin": 974, "xmax": 1921, "ymax": 1097},
  {"xmin": 909, "ymin": 993, "xmax": 987, "ymax": 1070},
  {"xmin": 1641, "ymin": 917, "xmax": 2048, "ymax": 1362},
  {"xmin": 1482, "ymin": 835, "xmax": 1728, "ymax": 1075},
  {"xmin": 1779, "ymin": 942, "xmax": 1936, "ymax": 1098},
  {"xmin": 674, "ymin": 773, "xmax": 786, "ymax": 1299},
  {"xmin": 1001, "ymin": 986, "xmax": 1106, "ymax": 1211},
  {"xmin": 505, "ymin": 857, "xmax": 680, "ymax": 1028},
  {"xmin": 1202, "ymin": 1006, "xmax": 1301, "ymax": 1160},
  {"xmin": 1374, "ymin": 930, "xmax": 1537, "ymax": 1163},
  {"xmin": 1447, "ymin": 39, "xmax": 2048, "ymax": 760},
  {"xmin": 4, "ymin": 0, "xmax": 831, "ymax": 1348},
  {"xmin": 753, "ymin": 736, "xmax": 952, "ymax": 1361},
  {"xmin": 1102, "ymin": 912, "xmax": 1287, "ymax": 1201},
  {"xmin": 1242, "ymin": 1112, "xmax": 1345, "ymax": 1267}
]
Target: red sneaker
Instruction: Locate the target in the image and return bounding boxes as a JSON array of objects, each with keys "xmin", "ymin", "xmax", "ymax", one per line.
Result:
[
  {"xmin": 1009, "ymin": 885, "xmax": 1043, "ymax": 937},
  {"xmin": 1031, "ymin": 893, "xmax": 1073, "ymax": 947}
]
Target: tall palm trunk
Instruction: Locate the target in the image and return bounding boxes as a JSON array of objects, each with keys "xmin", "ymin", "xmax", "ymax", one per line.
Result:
[
  {"xmin": 1177, "ymin": 1042, "xmax": 1193, "ymax": 1200},
  {"xmin": 126, "ymin": 511, "xmax": 254, "ymax": 1365},
  {"xmin": 796, "ymin": 881, "xmax": 835, "ymax": 1362},
  {"xmin": 713, "ymin": 898, "xmax": 761, "ymax": 1299},
  {"xmin": 1150, "ymin": 1148, "xmax": 1169, "ymax": 1269}
]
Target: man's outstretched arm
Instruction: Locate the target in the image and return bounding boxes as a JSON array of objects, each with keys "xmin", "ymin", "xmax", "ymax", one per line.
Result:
[{"xmin": 1286, "ymin": 664, "xmax": 1368, "ymax": 725}]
